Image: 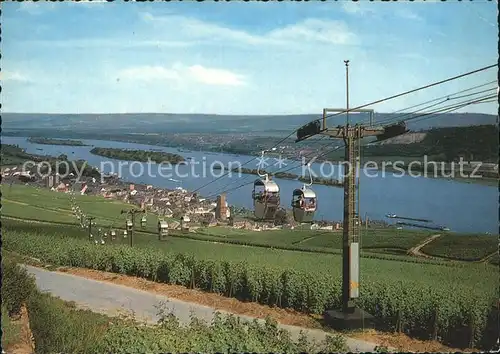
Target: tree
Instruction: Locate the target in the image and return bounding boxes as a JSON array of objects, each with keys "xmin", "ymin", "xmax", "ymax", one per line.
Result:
[{"xmin": 274, "ymin": 208, "xmax": 290, "ymax": 226}]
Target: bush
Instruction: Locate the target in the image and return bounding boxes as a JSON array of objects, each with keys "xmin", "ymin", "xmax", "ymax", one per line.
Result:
[
  {"xmin": 25, "ymin": 286, "xmax": 347, "ymax": 353},
  {"xmin": 1, "ymin": 258, "xmax": 36, "ymax": 316},
  {"xmin": 96, "ymin": 303, "xmax": 347, "ymax": 353},
  {"xmin": 27, "ymin": 292, "xmax": 109, "ymax": 354}
]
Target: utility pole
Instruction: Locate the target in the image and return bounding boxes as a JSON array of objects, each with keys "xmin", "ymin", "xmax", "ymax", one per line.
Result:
[
  {"xmin": 345, "ymin": 60, "xmax": 350, "ymax": 125},
  {"xmin": 88, "ymin": 216, "xmax": 96, "ymax": 242},
  {"xmin": 121, "ymin": 209, "xmax": 145, "ymax": 247},
  {"xmin": 295, "ymin": 60, "xmax": 408, "ymax": 330}
]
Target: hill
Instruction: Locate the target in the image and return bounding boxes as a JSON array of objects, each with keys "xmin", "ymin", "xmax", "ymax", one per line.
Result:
[
  {"xmin": 1, "ymin": 112, "xmax": 497, "ymax": 135},
  {"xmin": 361, "ymin": 124, "xmax": 499, "ymax": 162}
]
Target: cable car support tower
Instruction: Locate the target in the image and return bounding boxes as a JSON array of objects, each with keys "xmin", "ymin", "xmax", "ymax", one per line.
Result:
[{"xmin": 296, "ymin": 60, "xmax": 408, "ymax": 329}]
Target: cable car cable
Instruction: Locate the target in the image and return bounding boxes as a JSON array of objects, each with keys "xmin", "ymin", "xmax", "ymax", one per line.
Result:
[
  {"xmin": 207, "ymin": 136, "xmax": 333, "ymax": 196},
  {"xmin": 202, "ymin": 93, "xmax": 495, "ymax": 199},
  {"xmin": 320, "ymin": 63, "xmax": 497, "ymax": 126},
  {"xmin": 375, "ymin": 86, "xmax": 497, "ymax": 126},
  {"xmin": 206, "ymin": 92, "xmax": 496, "ymax": 199},
  {"xmin": 193, "ymin": 64, "xmax": 497, "ymax": 194},
  {"xmin": 367, "ymin": 80, "xmax": 497, "ymax": 127}
]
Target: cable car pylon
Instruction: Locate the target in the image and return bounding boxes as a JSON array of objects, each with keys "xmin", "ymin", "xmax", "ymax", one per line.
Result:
[{"xmin": 295, "ymin": 60, "xmax": 408, "ymax": 330}]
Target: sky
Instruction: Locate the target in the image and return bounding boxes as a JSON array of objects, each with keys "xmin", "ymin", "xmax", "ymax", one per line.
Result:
[{"xmin": 2, "ymin": 0, "xmax": 498, "ymax": 115}]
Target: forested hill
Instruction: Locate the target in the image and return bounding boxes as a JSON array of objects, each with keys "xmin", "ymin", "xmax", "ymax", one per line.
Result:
[
  {"xmin": 363, "ymin": 124, "xmax": 499, "ymax": 162},
  {"xmin": 2, "ymin": 112, "xmax": 497, "ymax": 135}
]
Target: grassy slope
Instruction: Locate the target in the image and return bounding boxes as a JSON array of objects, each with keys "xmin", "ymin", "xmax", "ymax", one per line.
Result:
[
  {"xmin": 2, "ymin": 184, "xmax": 497, "ymax": 263},
  {"xmin": 3, "ymin": 219, "xmax": 497, "ymax": 299},
  {"xmin": 488, "ymin": 253, "xmax": 499, "ymax": 266},
  {"xmin": 3, "ymin": 189, "xmax": 498, "ymax": 350},
  {"xmin": 1, "ymin": 144, "xmax": 35, "ymax": 166},
  {"xmin": 421, "ymin": 234, "xmax": 498, "ymax": 261}
]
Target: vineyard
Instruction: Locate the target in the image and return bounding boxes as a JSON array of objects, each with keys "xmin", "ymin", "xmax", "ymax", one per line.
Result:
[
  {"xmin": 3, "ymin": 185, "xmax": 498, "ymax": 265},
  {"xmin": 2, "ymin": 221, "xmax": 498, "ymax": 349},
  {"xmin": 421, "ymin": 234, "xmax": 498, "ymax": 261},
  {"xmin": 2, "ymin": 184, "xmax": 499, "ymax": 349},
  {"xmin": 489, "ymin": 253, "xmax": 499, "ymax": 266},
  {"xmin": 2, "ymin": 258, "xmax": 346, "ymax": 353}
]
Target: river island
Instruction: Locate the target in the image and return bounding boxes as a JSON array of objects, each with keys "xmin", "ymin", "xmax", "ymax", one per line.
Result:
[{"xmin": 90, "ymin": 147, "xmax": 185, "ymax": 164}]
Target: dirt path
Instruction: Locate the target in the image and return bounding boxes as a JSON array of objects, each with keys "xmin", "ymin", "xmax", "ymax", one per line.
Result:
[
  {"xmin": 407, "ymin": 234, "xmax": 441, "ymax": 258},
  {"xmin": 1, "ymin": 216, "xmax": 64, "ymax": 226},
  {"xmin": 478, "ymin": 251, "xmax": 498, "ymax": 263},
  {"xmin": 292, "ymin": 235, "xmax": 317, "ymax": 245}
]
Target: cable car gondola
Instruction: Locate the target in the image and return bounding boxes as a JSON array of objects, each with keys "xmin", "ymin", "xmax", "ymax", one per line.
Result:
[
  {"xmin": 252, "ymin": 150, "xmax": 280, "ymax": 220},
  {"xmin": 291, "ymin": 163, "xmax": 317, "ymax": 223}
]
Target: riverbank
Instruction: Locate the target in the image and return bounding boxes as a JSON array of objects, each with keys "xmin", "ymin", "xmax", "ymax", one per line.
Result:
[
  {"xmin": 89, "ymin": 147, "xmax": 185, "ymax": 164},
  {"xmin": 2, "ymin": 136, "xmax": 497, "ymax": 234},
  {"xmin": 8, "ymin": 132, "xmax": 498, "ymax": 185},
  {"xmin": 28, "ymin": 137, "xmax": 88, "ymax": 146}
]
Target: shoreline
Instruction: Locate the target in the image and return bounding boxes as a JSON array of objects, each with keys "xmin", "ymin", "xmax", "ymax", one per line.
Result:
[
  {"xmin": 2, "ymin": 159, "xmax": 494, "ymax": 234},
  {"xmin": 27, "ymin": 137, "xmax": 89, "ymax": 147},
  {"xmin": 4, "ymin": 136, "xmax": 498, "ymax": 186},
  {"xmin": 89, "ymin": 147, "xmax": 185, "ymax": 165}
]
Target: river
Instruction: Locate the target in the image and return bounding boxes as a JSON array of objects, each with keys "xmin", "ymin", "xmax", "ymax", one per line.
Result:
[{"xmin": 3, "ymin": 136, "xmax": 497, "ymax": 234}]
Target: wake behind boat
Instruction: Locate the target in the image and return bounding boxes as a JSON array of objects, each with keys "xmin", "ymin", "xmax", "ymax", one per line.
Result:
[{"xmin": 386, "ymin": 214, "xmax": 432, "ymax": 223}]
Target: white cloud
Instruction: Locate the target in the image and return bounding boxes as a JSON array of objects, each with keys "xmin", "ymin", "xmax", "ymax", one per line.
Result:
[
  {"xmin": 187, "ymin": 65, "xmax": 246, "ymax": 86},
  {"xmin": 21, "ymin": 12, "xmax": 358, "ymax": 51},
  {"xmin": 116, "ymin": 64, "xmax": 247, "ymax": 87},
  {"xmin": 268, "ymin": 19, "xmax": 358, "ymax": 45},
  {"xmin": 341, "ymin": 2, "xmax": 376, "ymax": 16},
  {"xmin": 397, "ymin": 53, "xmax": 431, "ymax": 65},
  {"xmin": 140, "ymin": 12, "xmax": 268, "ymax": 46},
  {"xmin": 66, "ymin": 0, "xmax": 107, "ymax": 5},
  {"xmin": 140, "ymin": 12, "xmax": 358, "ymax": 47},
  {"xmin": 1, "ymin": 71, "xmax": 32, "ymax": 83},
  {"xmin": 119, "ymin": 66, "xmax": 180, "ymax": 81},
  {"xmin": 396, "ymin": 9, "xmax": 423, "ymax": 21},
  {"xmin": 17, "ymin": 2, "xmax": 56, "ymax": 15},
  {"xmin": 26, "ymin": 38, "xmax": 193, "ymax": 49}
]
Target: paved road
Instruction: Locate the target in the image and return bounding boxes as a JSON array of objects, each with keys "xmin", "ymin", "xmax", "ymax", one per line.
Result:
[{"xmin": 25, "ymin": 265, "xmax": 381, "ymax": 352}]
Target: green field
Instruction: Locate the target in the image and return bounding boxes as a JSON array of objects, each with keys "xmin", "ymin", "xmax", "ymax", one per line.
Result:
[
  {"xmin": 2, "ymin": 184, "xmax": 497, "ymax": 264},
  {"xmin": 2, "ymin": 186, "xmax": 149, "ymax": 228},
  {"xmin": 1, "ymin": 144, "xmax": 37, "ymax": 166},
  {"xmin": 0, "ymin": 185, "xmax": 447, "ymax": 265},
  {"xmin": 3, "ymin": 220, "xmax": 498, "ymax": 349},
  {"xmin": 488, "ymin": 253, "xmax": 499, "ymax": 266},
  {"xmin": 2, "ymin": 184, "xmax": 499, "ymax": 348},
  {"xmin": 421, "ymin": 234, "xmax": 497, "ymax": 261}
]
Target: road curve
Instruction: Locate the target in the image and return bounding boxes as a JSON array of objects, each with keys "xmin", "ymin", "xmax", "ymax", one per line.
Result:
[
  {"xmin": 407, "ymin": 234, "xmax": 441, "ymax": 258},
  {"xmin": 25, "ymin": 265, "xmax": 381, "ymax": 353}
]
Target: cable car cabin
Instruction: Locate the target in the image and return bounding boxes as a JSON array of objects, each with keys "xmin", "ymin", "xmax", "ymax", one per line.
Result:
[
  {"xmin": 291, "ymin": 188, "xmax": 317, "ymax": 223},
  {"xmin": 158, "ymin": 220, "xmax": 169, "ymax": 238},
  {"xmin": 252, "ymin": 178, "xmax": 280, "ymax": 220}
]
